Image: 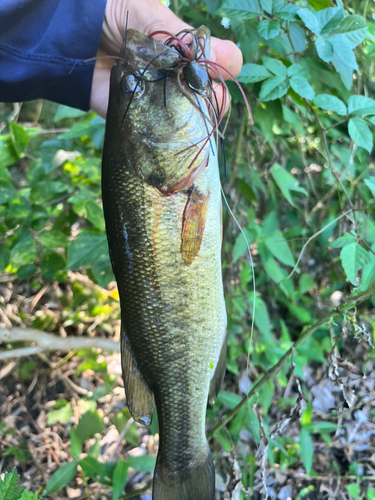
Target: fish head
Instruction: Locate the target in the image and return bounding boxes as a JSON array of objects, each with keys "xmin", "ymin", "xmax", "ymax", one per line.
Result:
[{"xmin": 105, "ymin": 28, "xmax": 215, "ymax": 195}]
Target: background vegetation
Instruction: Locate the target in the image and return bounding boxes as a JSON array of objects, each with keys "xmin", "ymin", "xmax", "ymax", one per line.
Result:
[{"xmin": 0, "ymin": 0, "xmax": 375, "ymax": 498}]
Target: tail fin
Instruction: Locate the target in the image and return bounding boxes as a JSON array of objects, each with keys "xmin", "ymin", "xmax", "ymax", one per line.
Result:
[{"xmin": 153, "ymin": 449, "xmax": 215, "ymax": 500}]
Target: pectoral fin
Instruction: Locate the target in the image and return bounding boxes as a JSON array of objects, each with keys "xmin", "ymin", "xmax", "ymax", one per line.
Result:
[
  {"xmin": 181, "ymin": 187, "xmax": 210, "ymax": 266},
  {"xmin": 208, "ymin": 332, "xmax": 227, "ymax": 404},
  {"xmin": 121, "ymin": 323, "xmax": 155, "ymax": 425}
]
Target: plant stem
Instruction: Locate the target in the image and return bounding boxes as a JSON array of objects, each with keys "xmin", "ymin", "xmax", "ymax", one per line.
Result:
[{"xmin": 207, "ymin": 283, "xmax": 375, "ymax": 440}]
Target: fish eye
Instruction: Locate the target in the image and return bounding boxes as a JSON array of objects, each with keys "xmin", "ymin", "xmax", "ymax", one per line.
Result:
[{"xmin": 123, "ymin": 75, "xmax": 145, "ymax": 98}]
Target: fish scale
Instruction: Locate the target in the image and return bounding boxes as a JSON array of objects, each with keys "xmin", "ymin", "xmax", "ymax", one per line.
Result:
[{"xmin": 102, "ymin": 27, "xmax": 227, "ymax": 500}]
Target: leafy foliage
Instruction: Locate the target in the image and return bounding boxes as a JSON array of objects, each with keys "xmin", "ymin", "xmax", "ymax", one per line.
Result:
[
  {"xmin": 0, "ymin": 470, "xmax": 25, "ymax": 500},
  {"xmin": 1, "ymin": 0, "xmax": 375, "ymax": 497}
]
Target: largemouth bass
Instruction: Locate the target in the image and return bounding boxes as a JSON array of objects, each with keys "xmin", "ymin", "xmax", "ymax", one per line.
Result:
[{"xmin": 102, "ymin": 26, "xmax": 227, "ymax": 500}]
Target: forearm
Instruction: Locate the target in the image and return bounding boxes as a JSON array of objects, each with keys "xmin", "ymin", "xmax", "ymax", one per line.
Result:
[{"xmin": 0, "ymin": 0, "xmax": 107, "ymax": 110}]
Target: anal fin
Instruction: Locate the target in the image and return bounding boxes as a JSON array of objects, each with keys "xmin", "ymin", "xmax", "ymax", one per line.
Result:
[
  {"xmin": 121, "ymin": 323, "xmax": 155, "ymax": 425},
  {"xmin": 208, "ymin": 332, "xmax": 227, "ymax": 404}
]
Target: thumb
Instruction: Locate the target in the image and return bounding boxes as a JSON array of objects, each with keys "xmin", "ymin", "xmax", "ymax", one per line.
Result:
[{"xmin": 102, "ymin": 0, "xmax": 242, "ymax": 78}]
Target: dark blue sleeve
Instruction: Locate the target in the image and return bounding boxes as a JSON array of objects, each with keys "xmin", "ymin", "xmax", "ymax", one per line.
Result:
[{"xmin": 0, "ymin": 0, "xmax": 107, "ymax": 110}]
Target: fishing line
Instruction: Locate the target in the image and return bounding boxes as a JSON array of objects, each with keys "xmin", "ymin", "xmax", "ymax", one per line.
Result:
[
  {"xmin": 209, "ymin": 85, "xmax": 226, "ymax": 177},
  {"xmin": 122, "ymin": 49, "xmax": 172, "ymax": 122},
  {"xmin": 220, "ymin": 186, "xmax": 256, "ymax": 392},
  {"xmin": 194, "ymin": 93, "xmax": 215, "ymax": 156}
]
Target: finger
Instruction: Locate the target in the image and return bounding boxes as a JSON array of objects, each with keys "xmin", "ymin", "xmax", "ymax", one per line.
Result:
[
  {"xmin": 103, "ymin": 0, "xmax": 243, "ymax": 80},
  {"xmin": 210, "ymin": 38, "xmax": 243, "ymax": 80}
]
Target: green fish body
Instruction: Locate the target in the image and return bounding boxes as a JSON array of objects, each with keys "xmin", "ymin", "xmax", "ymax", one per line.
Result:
[{"xmin": 102, "ymin": 27, "xmax": 227, "ymax": 500}]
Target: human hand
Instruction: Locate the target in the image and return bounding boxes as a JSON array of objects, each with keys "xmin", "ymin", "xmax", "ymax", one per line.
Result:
[{"xmin": 90, "ymin": 0, "xmax": 243, "ymax": 118}]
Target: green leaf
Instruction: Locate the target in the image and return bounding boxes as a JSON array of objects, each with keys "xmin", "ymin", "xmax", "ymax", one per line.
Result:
[
  {"xmin": 288, "ymin": 303, "xmax": 312, "ymax": 323},
  {"xmin": 88, "ymin": 438, "xmax": 101, "ymax": 459},
  {"xmin": 340, "ymin": 242, "xmax": 371, "ymax": 285},
  {"xmin": 47, "ymin": 403, "xmax": 73, "ymax": 425},
  {"xmin": 0, "ymin": 136, "xmax": 19, "ymax": 168},
  {"xmin": 298, "ymin": 8, "xmax": 320, "ymax": 35},
  {"xmin": 257, "ymin": 20, "xmax": 280, "ymax": 39},
  {"xmin": 232, "ymin": 228, "xmax": 255, "ymax": 263},
  {"xmin": 288, "ymin": 22, "xmax": 307, "ymax": 52},
  {"xmin": 259, "ymin": 76, "xmax": 289, "ymax": 101},
  {"xmin": 263, "ymin": 257, "xmax": 294, "ymax": 297},
  {"xmin": 112, "ymin": 457, "xmax": 128, "ymax": 500},
  {"xmin": 59, "ymin": 117, "xmax": 95, "ymax": 140},
  {"xmin": 0, "ymin": 469, "xmax": 25, "ymax": 500},
  {"xmin": 315, "ymin": 36, "xmax": 333, "ymax": 62},
  {"xmin": 79, "ymin": 457, "xmax": 115, "ymax": 484},
  {"xmin": 20, "ymin": 492, "xmax": 39, "ymax": 500},
  {"xmin": 217, "ymin": 391, "xmax": 242, "ymax": 409},
  {"xmin": 260, "ymin": 0, "xmax": 272, "ymax": 14},
  {"xmin": 40, "ymin": 253, "xmax": 67, "ymax": 282},
  {"xmin": 10, "ymin": 230, "xmax": 38, "ymax": 267},
  {"xmin": 313, "ymin": 94, "xmax": 347, "ymax": 115},
  {"xmin": 346, "ymin": 484, "xmax": 360, "ymax": 500},
  {"xmin": 331, "ymin": 52, "xmax": 353, "ymax": 90},
  {"xmin": 274, "ymin": 3, "xmax": 299, "ymax": 20},
  {"xmin": 237, "ymin": 179, "xmax": 257, "ymax": 203},
  {"xmin": 85, "ymin": 200, "xmax": 106, "ymax": 231},
  {"xmin": 220, "ymin": 0, "xmax": 262, "ymax": 19},
  {"xmin": 264, "ymin": 230, "xmax": 295, "ymax": 266},
  {"xmin": 127, "ymin": 455, "xmax": 156, "ymax": 472},
  {"xmin": 70, "ymin": 428, "xmax": 82, "ymax": 460},
  {"xmin": 9, "ymin": 122, "xmax": 29, "ymax": 156},
  {"xmin": 38, "ymin": 230, "xmax": 68, "ymax": 250},
  {"xmin": 92, "ymin": 255, "xmax": 114, "ymax": 287},
  {"xmin": 262, "ymin": 57, "xmax": 287, "ymax": 77},
  {"xmin": 124, "ymin": 422, "xmax": 140, "ymax": 447},
  {"xmin": 332, "ymin": 15, "xmax": 368, "ymax": 46},
  {"xmin": 45, "ymin": 462, "xmax": 78, "ymax": 494},
  {"xmin": 330, "ymin": 233, "xmax": 356, "ymax": 248},
  {"xmin": 331, "ymin": 37, "xmax": 358, "ymax": 70},
  {"xmin": 290, "ymin": 76, "xmax": 315, "ymax": 100},
  {"xmin": 365, "ymin": 178, "xmax": 375, "ymax": 195},
  {"xmin": 367, "ymin": 488, "xmax": 375, "ymax": 500},
  {"xmin": 54, "ymin": 105, "xmax": 86, "ymax": 122},
  {"xmin": 8, "ymin": 196, "xmax": 31, "ymax": 221},
  {"xmin": 361, "ymin": 254, "xmax": 375, "ymax": 291},
  {"xmin": 299, "ymin": 274, "xmax": 315, "ymax": 294},
  {"xmin": 318, "ymin": 8, "xmax": 345, "ymax": 35},
  {"xmin": 270, "ymin": 163, "xmax": 307, "ymax": 207},
  {"xmin": 238, "ymin": 64, "xmax": 272, "ymax": 83},
  {"xmin": 67, "ymin": 230, "xmax": 108, "ymax": 270},
  {"xmin": 0, "ymin": 245, "xmax": 10, "ymax": 272},
  {"xmin": 300, "ymin": 428, "xmax": 313, "ymax": 474},
  {"xmin": 250, "ymin": 293, "xmax": 272, "ymax": 336},
  {"xmin": 17, "ymin": 264, "xmax": 37, "ymax": 280},
  {"xmin": 348, "ymin": 117, "xmax": 373, "ymax": 153},
  {"xmin": 348, "ymin": 95, "xmax": 375, "ymax": 115},
  {"xmin": 282, "ymin": 105, "xmax": 304, "ymax": 135},
  {"xmin": 0, "ymin": 185, "xmax": 15, "ymax": 204},
  {"xmin": 75, "ymin": 410, "xmax": 105, "ymax": 443}
]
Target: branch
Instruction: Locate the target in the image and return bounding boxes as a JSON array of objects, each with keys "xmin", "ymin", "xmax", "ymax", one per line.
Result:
[
  {"xmin": 0, "ymin": 327, "xmax": 119, "ymax": 360},
  {"xmin": 207, "ymin": 283, "xmax": 375, "ymax": 440}
]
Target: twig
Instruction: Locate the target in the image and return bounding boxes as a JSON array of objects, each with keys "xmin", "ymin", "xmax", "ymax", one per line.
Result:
[
  {"xmin": 207, "ymin": 283, "xmax": 375, "ymax": 440},
  {"xmin": 0, "ymin": 327, "xmax": 119, "ymax": 360},
  {"xmin": 28, "ymin": 283, "xmax": 51, "ymax": 313},
  {"xmin": 21, "ymin": 405, "xmax": 60, "ymax": 463},
  {"xmin": 37, "ymin": 352, "xmax": 92, "ymax": 396}
]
